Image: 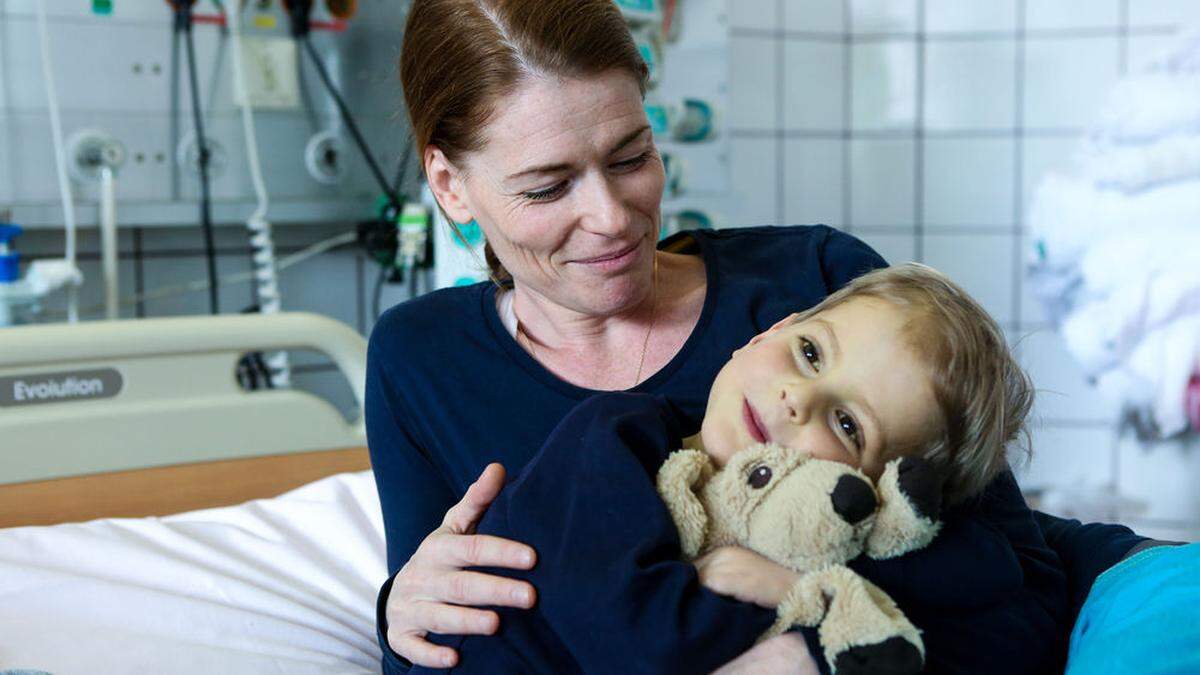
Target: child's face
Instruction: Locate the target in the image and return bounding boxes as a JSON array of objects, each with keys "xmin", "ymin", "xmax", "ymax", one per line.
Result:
[{"xmin": 697, "ymin": 297, "xmax": 943, "ymax": 480}]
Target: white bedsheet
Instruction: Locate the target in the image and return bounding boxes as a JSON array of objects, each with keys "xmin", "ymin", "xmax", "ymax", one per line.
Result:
[{"xmin": 0, "ymin": 471, "xmax": 388, "ymax": 675}]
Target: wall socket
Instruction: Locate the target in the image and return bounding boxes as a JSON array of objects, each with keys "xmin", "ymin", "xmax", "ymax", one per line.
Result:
[{"xmin": 235, "ymin": 36, "xmax": 301, "ymax": 110}]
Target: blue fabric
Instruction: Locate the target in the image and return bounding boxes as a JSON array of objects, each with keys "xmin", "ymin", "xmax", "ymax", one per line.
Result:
[{"xmin": 1067, "ymin": 543, "xmax": 1200, "ymax": 675}]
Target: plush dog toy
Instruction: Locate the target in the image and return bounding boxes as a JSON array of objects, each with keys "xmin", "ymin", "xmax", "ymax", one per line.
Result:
[{"xmin": 656, "ymin": 443, "xmax": 944, "ymax": 675}]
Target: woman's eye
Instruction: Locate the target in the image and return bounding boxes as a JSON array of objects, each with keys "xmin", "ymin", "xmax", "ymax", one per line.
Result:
[
  {"xmin": 611, "ymin": 151, "xmax": 651, "ymax": 172},
  {"xmin": 836, "ymin": 410, "xmax": 863, "ymax": 450},
  {"xmin": 797, "ymin": 337, "xmax": 821, "ymax": 371},
  {"xmin": 522, "ymin": 181, "xmax": 568, "ymax": 202}
]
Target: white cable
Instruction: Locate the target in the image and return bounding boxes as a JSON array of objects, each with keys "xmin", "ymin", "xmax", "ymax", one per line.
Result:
[
  {"xmin": 99, "ymin": 166, "xmax": 119, "ymax": 320},
  {"xmin": 35, "ymin": 0, "xmax": 80, "ymax": 323},
  {"xmin": 230, "ymin": 2, "xmax": 290, "ymax": 385}
]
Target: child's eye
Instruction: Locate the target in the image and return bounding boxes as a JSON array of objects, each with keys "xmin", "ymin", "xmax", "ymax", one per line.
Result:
[
  {"xmin": 523, "ymin": 181, "xmax": 569, "ymax": 202},
  {"xmin": 795, "ymin": 337, "xmax": 822, "ymax": 372},
  {"xmin": 836, "ymin": 410, "xmax": 863, "ymax": 450}
]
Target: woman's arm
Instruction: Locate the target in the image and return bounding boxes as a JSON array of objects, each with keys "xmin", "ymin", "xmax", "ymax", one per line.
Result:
[
  {"xmin": 1031, "ymin": 510, "xmax": 1149, "ymax": 617},
  {"xmin": 367, "ymin": 334, "xmax": 537, "ymax": 672}
]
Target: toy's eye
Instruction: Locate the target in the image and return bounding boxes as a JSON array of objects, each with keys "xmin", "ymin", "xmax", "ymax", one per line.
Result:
[{"xmin": 748, "ymin": 465, "xmax": 772, "ymax": 489}]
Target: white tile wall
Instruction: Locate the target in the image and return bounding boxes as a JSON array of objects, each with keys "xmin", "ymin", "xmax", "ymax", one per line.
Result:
[
  {"xmin": 730, "ymin": 35, "xmax": 778, "ymax": 130},
  {"xmin": 729, "ymin": 137, "xmax": 779, "ymax": 225},
  {"xmin": 783, "ymin": 41, "xmax": 845, "ymax": 131},
  {"xmin": 1128, "ymin": 0, "xmax": 1200, "ymax": 27},
  {"xmin": 851, "ymin": 40, "xmax": 918, "ymax": 130},
  {"xmin": 782, "ymin": 138, "xmax": 843, "ymax": 226},
  {"xmin": 856, "ymin": 230, "xmax": 917, "ymax": 264},
  {"xmin": 924, "ymin": 0, "xmax": 1016, "ymax": 33},
  {"xmin": 785, "ymin": 0, "xmax": 845, "ymax": 34},
  {"xmin": 923, "ymin": 39, "xmax": 1017, "ymax": 130},
  {"xmin": 1023, "ymin": 37, "xmax": 1122, "ymax": 129},
  {"xmin": 1024, "ymin": 0, "xmax": 1121, "ymax": 31},
  {"xmin": 921, "ymin": 232, "xmax": 1016, "ymax": 323},
  {"xmin": 727, "ymin": 0, "xmax": 778, "ymax": 31},
  {"xmin": 726, "ymin": 0, "xmax": 1200, "ymax": 535},
  {"xmin": 850, "ymin": 0, "xmax": 917, "ymax": 34},
  {"xmin": 848, "ymin": 138, "xmax": 915, "ymax": 227},
  {"xmin": 922, "ymin": 137, "xmax": 1015, "ymax": 227}
]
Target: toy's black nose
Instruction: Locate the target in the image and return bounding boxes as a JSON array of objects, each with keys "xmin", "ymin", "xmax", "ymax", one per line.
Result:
[{"xmin": 831, "ymin": 474, "xmax": 877, "ymax": 525}]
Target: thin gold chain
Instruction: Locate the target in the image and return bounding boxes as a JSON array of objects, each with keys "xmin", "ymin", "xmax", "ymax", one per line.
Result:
[{"xmin": 516, "ymin": 252, "xmax": 659, "ymax": 389}]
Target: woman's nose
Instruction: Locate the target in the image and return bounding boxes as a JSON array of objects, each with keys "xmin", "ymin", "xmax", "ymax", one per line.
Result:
[{"xmin": 581, "ymin": 174, "xmax": 633, "ymax": 237}]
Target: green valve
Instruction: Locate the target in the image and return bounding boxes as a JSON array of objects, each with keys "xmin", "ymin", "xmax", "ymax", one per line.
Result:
[{"xmin": 92, "ymin": 0, "xmax": 113, "ymax": 15}]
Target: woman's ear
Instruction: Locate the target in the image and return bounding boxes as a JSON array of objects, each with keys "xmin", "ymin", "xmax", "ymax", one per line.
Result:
[{"xmin": 425, "ymin": 145, "xmax": 474, "ymax": 224}]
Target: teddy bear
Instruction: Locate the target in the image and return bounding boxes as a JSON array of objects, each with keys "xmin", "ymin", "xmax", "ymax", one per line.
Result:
[{"xmin": 656, "ymin": 442, "xmax": 945, "ymax": 675}]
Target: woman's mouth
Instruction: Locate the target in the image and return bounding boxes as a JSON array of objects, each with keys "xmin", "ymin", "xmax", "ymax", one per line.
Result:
[
  {"xmin": 743, "ymin": 398, "xmax": 769, "ymax": 443},
  {"xmin": 573, "ymin": 241, "xmax": 642, "ymax": 271}
]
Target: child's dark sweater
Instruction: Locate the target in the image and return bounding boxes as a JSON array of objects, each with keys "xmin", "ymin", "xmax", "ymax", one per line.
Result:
[{"xmin": 408, "ymin": 393, "xmax": 1069, "ymax": 675}]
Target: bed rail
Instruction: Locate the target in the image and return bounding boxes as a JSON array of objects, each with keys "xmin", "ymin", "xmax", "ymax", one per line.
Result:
[{"xmin": 0, "ymin": 312, "xmax": 369, "ymax": 485}]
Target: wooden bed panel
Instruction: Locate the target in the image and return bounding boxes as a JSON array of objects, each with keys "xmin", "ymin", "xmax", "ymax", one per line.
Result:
[{"xmin": 0, "ymin": 447, "xmax": 371, "ymax": 528}]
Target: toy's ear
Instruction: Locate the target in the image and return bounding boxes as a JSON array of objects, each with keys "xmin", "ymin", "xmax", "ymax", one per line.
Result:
[
  {"xmin": 865, "ymin": 457, "xmax": 944, "ymax": 559},
  {"xmin": 656, "ymin": 449, "xmax": 715, "ymax": 559}
]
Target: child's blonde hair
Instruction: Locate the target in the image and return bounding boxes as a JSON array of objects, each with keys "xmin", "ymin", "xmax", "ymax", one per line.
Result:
[{"xmin": 794, "ymin": 263, "xmax": 1033, "ymax": 504}]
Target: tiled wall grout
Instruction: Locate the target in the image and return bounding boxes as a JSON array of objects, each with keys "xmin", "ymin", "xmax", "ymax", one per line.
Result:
[
  {"xmin": 912, "ymin": 0, "xmax": 926, "ymax": 262},
  {"xmin": 774, "ymin": 0, "xmax": 786, "ymax": 225},
  {"xmin": 733, "ymin": 25, "xmax": 1179, "ymax": 42}
]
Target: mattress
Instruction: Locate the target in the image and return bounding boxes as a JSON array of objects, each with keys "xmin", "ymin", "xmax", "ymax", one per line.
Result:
[{"xmin": 0, "ymin": 471, "xmax": 388, "ymax": 674}]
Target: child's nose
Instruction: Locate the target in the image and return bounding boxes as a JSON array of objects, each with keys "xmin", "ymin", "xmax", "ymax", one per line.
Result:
[{"xmin": 779, "ymin": 385, "xmax": 811, "ymax": 424}]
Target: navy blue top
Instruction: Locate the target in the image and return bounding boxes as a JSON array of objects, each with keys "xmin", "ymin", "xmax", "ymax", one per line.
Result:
[
  {"xmin": 407, "ymin": 392, "xmax": 1067, "ymax": 675},
  {"xmin": 367, "ymin": 225, "xmax": 1145, "ymax": 673}
]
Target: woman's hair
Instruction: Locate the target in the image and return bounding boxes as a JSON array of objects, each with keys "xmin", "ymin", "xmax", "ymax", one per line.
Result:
[
  {"xmin": 400, "ymin": 0, "xmax": 650, "ymax": 284},
  {"xmin": 793, "ymin": 263, "xmax": 1034, "ymax": 505}
]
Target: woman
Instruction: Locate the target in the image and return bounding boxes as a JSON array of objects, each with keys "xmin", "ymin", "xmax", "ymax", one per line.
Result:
[{"xmin": 368, "ymin": 1, "xmax": 1153, "ymax": 672}]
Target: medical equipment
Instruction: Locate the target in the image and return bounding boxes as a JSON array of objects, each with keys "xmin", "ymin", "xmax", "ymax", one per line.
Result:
[
  {"xmin": 230, "ymin": 0, "xmax": 291, "ymax": 386},
  {"xmin": 33, "ymin": 0, "xmax": 83, "ymax": 323},
  {"xmin": 0, "ymin": 222, "xmax": 84, "ymax": 328},
  {"xmin": 170, "ymin": 0, "xmax": 222, "ymax": 315},
  {"xmin": 66, "ymin": 129, "xmax": 127, "ymax": 320}
]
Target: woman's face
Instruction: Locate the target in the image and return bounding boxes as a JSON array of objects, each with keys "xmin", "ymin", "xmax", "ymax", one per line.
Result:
[{"xmin": 426, "ymin": 69, "xmax": 665, "ymax": 316}]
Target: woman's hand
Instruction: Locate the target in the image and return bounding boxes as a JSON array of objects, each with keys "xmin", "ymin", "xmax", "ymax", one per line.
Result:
[
  {"xmin": 694, "ymin": 546, "xmax": 799, "ymax": 609},
  {"xmin": 384, "ymin": 463, "xmax": 538, "ymax": 668}
]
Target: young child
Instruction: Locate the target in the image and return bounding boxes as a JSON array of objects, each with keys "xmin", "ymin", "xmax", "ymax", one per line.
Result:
[{"xmin": 410, "ymin": 263, "xmax": 1068, "ymax": 674}]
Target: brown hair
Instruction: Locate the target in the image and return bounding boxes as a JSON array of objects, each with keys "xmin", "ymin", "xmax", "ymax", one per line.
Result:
[
  {"xmin": 794, "ymin": 263, "xmax": 1034, "ymax": 505},
  {"xmin": 400, "ymin": 0, "xmax": 650, "ymax": 284}
]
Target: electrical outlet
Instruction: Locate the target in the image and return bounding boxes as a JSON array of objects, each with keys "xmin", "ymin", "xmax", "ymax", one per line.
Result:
[{"xmin": 235, "ymin": 36, "xmax": 301, "ymax": 110}]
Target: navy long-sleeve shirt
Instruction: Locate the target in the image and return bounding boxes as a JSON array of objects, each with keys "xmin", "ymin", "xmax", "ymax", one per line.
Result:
[
  {"xmin": 367, "ymin": 225, "xmax": 1146, "ymax": 673},
  {"xmin": 407, "ymin": 392, "xmax": 1071, "ymax": 675}
]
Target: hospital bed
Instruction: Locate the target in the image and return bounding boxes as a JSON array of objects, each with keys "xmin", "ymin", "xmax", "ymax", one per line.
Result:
[{"xmin": 0, "ymin": 313, "xmax": 387, "ymax": 674}]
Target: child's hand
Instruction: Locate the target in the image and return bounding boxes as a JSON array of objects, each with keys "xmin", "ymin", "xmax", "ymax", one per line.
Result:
[{"xmin": 695, "ymin": 546, "xmax": 799, "ymax": 609}]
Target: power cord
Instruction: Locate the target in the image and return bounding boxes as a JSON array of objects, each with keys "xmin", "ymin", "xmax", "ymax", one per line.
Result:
[{"xmin": 172, "ymin": 0, "xmax": 220, "ymax": 314}]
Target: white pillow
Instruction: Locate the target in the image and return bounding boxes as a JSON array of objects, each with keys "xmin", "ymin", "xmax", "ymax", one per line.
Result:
[{"xmin": 0, "ymin": 471, "xmax": 388, "ymax": 675}]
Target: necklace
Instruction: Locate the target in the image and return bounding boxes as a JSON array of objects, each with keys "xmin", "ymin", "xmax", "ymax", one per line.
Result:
[{"xmin": 517, "ymin": 252, "xmax": 659, "ymax": 389}]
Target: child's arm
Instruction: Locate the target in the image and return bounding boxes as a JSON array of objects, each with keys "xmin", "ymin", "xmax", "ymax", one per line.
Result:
[{"xmin": 441, "ymin": 393, "xmax": 794, "ymax": 674}]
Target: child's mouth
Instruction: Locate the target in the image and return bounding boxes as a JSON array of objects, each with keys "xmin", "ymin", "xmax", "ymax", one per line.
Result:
[{"xmin": 743, "ymin": 398, "xmax": 769, "ymax": 443}]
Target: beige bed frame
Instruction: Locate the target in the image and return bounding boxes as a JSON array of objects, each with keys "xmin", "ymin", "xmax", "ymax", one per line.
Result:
[{"xmin": 0, "ymin": 312, "xmax": 371, "ymax": 527}]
